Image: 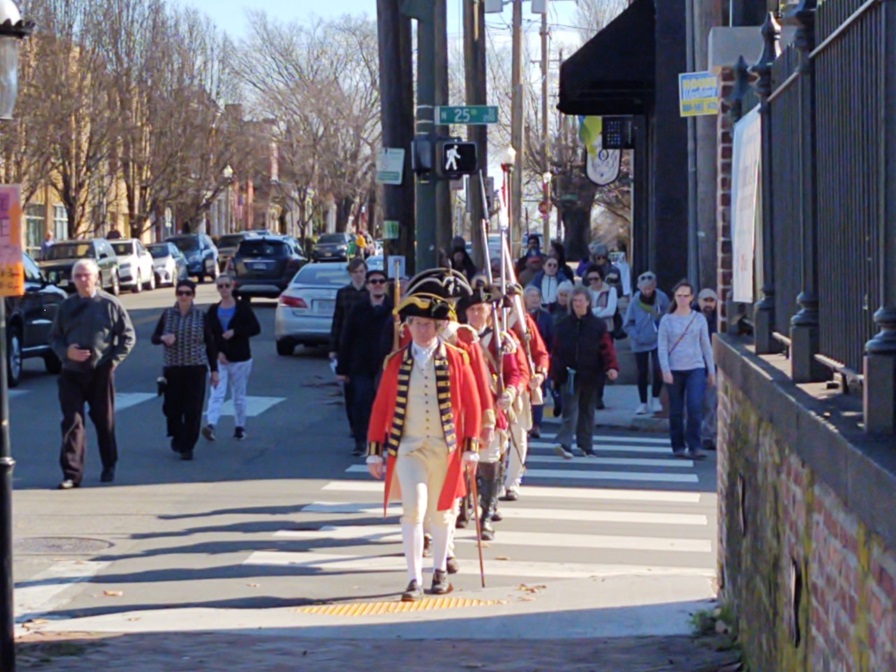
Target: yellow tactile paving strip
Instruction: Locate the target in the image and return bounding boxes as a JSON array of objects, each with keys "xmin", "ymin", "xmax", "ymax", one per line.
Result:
[{"xmin": 296, "ymin": 598, "xmax": 506, "ymax": 616}]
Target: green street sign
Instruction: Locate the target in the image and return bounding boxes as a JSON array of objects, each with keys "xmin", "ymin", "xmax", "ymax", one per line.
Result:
[
  {"xmin": 436, "ymin": 105, "xmax": 499, "ymax": 125},
  {"xmin": 383, "ymin": 220, "xmax": 400, "ymax": 240}
]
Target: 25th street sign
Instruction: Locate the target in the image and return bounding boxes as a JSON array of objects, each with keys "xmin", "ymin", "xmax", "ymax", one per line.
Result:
[{"xmin": 436, "ymin": 105, "xmax": 498, "ymax": 125}]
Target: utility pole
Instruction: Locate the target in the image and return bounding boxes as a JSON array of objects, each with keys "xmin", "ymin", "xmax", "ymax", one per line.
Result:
[
  {"xmin": 510, "ymin": 0, "xmax": 524, "ymax": 258},
  {"xmin": 540, "ymin": 9, "xmax": 551, "ymax": 246},
  {"xmin": 376, "ymin": 0, "xmax": 416, "ymax": 270},
  {"xmin": 434, "ymin": 0, "xmax": 452, "ymax": 260},
  {"xmin": 464, "ymin": 0, "xmax": 489, "ymax": 268}
]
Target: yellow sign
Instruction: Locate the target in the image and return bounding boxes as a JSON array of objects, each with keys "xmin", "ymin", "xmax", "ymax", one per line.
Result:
[
  {"xmin": 0, "ymin": 185, "xmax": 23, "ymax": 297},
  {"xmin": 678, "ymin": 72, "xmax": 720, "ymax": 117}
]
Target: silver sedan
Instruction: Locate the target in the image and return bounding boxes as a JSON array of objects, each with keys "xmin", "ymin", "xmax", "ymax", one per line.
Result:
[{"xmin": 274, "ymin": 263, "xmax": 350, "ymax": 355}]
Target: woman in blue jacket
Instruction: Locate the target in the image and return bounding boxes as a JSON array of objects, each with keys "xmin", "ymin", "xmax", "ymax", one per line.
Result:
[{"xmin": 623, "ymin": 271, "xmax": 669, "ymax": 415}]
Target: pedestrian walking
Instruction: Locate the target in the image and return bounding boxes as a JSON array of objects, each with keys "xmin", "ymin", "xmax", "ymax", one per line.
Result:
[
  {"xmin": 50, "ymin": 259, "xmax": 136, "ymax": 489},
  {"xmin": 527, "ymin": 256, "xmax": 572, "ymax": 310},
  {"xmin": 40, "ymin": 230, "xmax": 54, "ymax": 260},
  {"xmin": 522, "ymin": 286, "xmax": 553, "ymax": 440},
  {"xmin": 337, "ymin": 268, "xmax": 394, "ymax": 456},
  {"xmin": 657, "ymin": 279, "xmax": 715, "ymax": 460},
  {"xmin": 697, "ymin": 288, "xmax": 719, "ymax": 450},
  {"xmin": 331, "ymin": 258, "xmax": 368, "ymax": 438},
  {"xmin": 624, "ymin": 271, "xmax": 670, "ymax": 415},
  {"xmin": 584, "ymin": 265, "xmax": 618, "ymax": 409},
  {"xmin": 366, "ymin": 294, "xmax": 482, "ymax": 601},
  {"xmin": 202, "ymin": 274, "xmax": 261, "ymax": 442},
  {"xmin": 152, "ymin": 280, "xmax": 219, "ymax": 461},
  {"xmin": 551, "ymin": 286, "xmax": 619, "ymax": 460}
]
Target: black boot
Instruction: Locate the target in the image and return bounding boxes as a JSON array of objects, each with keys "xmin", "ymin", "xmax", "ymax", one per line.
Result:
[{"xmin": 478, "ymin": 463, "xmax": 499, "ymax": 541}]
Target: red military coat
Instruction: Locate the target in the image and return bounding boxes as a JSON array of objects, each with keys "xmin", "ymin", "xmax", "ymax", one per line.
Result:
[
  {"xmin": 368, "ymin": 341, "xmax": 482, "ymax": 513},
  {"xmin": 478, "ymin": 328, "xmax": 523, "ymax": 429}
]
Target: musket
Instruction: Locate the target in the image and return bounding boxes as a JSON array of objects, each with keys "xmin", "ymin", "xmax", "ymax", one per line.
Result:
[
  {"xmin": 478, "ymin": 171, "xmax": 505, "ymax": 402},
  {"xmin": 500, "ymin": 240, "xmax": 542, "ymax": 405}
]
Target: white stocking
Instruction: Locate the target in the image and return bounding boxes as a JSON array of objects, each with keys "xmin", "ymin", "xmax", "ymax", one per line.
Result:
[
  {"xmin": 430, "ymin": 521, "xmax": 451, "ymax": 572},
  {"xmin": 402, "ymin": 521, "xmax": 424, "ymax": 584}
]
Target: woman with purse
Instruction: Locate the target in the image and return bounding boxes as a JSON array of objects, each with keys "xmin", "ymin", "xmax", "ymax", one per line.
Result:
[
  {"xmin": 152, "ymin": 279, "xmax": 218, "ymax": 461},
  {"xmin": 203, "ymin": 274, "xmax": 261, "ymax": 442},
  {"xmin": 657, "ymin": 279, "xmax": 715, "ymax": 460}
]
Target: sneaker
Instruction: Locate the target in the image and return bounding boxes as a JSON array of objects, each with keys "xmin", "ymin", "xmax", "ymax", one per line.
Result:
[
  {"xmin": 649, "ymin": 397, "xmax": 661, "ymax": 413},
  {"xmin": 234, "ymin": 427, "xmax": 246, "ymax": 440},
  {"xmin": 553, "ymin": 445, "xmax": 574, "ymax": 460},
  {"xmin": 57, "ymin": 479, "xmax": 78, "ymax": 490},
  {"xmin": 687, "ymin": 448, "xmax": 707, "ymax": 461},
  {"xmin": 181, "ymin": 450, "xmax": 194, "ymax": 461},
  {"xmin": 202, "ymin": 424, "xmax": 215, "ymax": 441},
  {"xmin": 672, "ymin": 449, "xmax": 688, "ymax": 459},
  {"xmin": 635, "ymin": 403, "xmax": 649, "ymax": 415}
]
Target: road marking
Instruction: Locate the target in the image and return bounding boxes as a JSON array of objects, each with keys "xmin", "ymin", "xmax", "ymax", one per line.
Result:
[
  {"xmin": 8, "ymin": 389, "xmax": 26, "ymax": 399},
  {"xmin": 299, "ymin": 501, "xmax": 707, "ymax": 526},
  {"xmin": 115, "ymin": 393, "xmax": 157, "ymax": 412},
  {"xmin": 321, "ymin": 480, "xmax": 704, "ymax": 503},
  {"xmin": 522, "ymin": 455, "xmax": 693, "ymax": 468},
  {"xmin": 342, "ymin": 465, "xmax": 698, "ymax": 483},
  {"xmin": 532, "ymin": 435, "xmax": 671, "ymax": 445},
  {"xmin": 15, "ymin": 560, "xmax": 110, "ymax": 625},
  {"xmin": 528, "ymin": 440, "xmax": 670, "ymax": 455},
  {"xmin": 274, "ymin": 526, "xmax": 711, "ymax": 553},
  {"xmin": 242, "ymin": 551, "xmax": 714, "ymax": 579}
]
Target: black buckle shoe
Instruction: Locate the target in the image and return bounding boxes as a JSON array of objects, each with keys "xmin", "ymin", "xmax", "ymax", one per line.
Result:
[
  {"xmin": 401, "ymin": 579, "xmax": 423, "ymax": 602},
  {"xmin": 100, "ymin": 467, "xmax": 115, "ymax": 483},
  {"xmin": 430, "ymin": 569, "xmax": 452, "ymax": 595},
  {"xmin": 445, "ymin": 556, "xmax": 460, "ymax": 574}
]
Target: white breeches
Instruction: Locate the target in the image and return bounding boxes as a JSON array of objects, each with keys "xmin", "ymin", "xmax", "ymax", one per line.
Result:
[{"xmin": 504, "ymin": 419, "xmax": 529, "ymax": 489}]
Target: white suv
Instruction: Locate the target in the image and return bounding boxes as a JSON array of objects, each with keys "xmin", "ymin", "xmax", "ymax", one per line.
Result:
[{"xmin": 110, "ymin": 239, "xmax": 156, "ymax": 292}]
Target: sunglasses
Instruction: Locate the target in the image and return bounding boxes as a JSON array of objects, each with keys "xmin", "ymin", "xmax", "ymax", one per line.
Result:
[
  {"xmin": 594, "ymin": 255, "xmax": 607, "ymax": 260},
  {"xmin": 587, "ymin": 277, "xmax": 601, "ymax": 282},
  {"xmin": 176, "ymin": 290, "xmax": 194, "ymax": 297},
  {"xmin": 368, "ymin": 278, "xmax": 386, "ymax": 285},
  {"xmin": 217, "ymin": 283, "xmax": 232, "ymax": 289}
]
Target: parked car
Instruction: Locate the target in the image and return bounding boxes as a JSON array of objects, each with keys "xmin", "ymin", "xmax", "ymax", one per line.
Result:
[
  {"xmin": 232, "ymin": 235, "xmax": 308, "ymax": 300},
  {"xmin": 311, "ymin": 232, "xmax": 353, "ymax": 262},
  {"xmin": 215, "ymin": 232, "xmax": 258, "ymax": 272},
  {"xmin": 5, "ymin": 253, "xmax": 67, "ymax": 387},
  {"xmin": 38, "ymin": 238, "xmax": 121, "ymax": 295},
  {"xmin": 166, "ymin": 233, "xmax": 219, "ymax": 282},
  {"xmin": 274, "ymin": 262, "xmax": 350, "ymax": 355},
  {"xmin": 110, "ymin": 239, "xmax": 155, "ymax": 292},
  {"xmin": 146, "ymin": 242, "xmax": 188, "ymax": 286}
]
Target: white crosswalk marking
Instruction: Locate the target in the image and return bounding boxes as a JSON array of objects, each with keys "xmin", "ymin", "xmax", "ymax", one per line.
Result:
[
  {"xmin": 115, "ymin": 393, "xmax": 157, "ymax": 411},
  {"xmin": 241, "ymin": 432, "xmax": 714, "ymax": 584},
  {"xmin": 112, "ymin": 392, "xmax": 285, "ymax": 416}
]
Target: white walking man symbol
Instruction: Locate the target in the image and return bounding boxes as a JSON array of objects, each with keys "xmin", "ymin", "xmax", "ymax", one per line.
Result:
[{"xmin": 445, "ymin": 144, "xmax": 460, "ymax": 172}]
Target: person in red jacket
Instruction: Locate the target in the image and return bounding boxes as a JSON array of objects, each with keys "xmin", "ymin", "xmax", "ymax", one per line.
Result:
[{"xmin": 367, "ymin": 293, "xmax": 481, "ymax": 601}]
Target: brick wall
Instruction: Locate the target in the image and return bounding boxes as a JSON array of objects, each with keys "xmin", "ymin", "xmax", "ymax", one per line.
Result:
[
  {"xmin": 716, "ymin": 66, "xmax": 735, "ymax": 333},
  {"xmin": 717, "ymin": 367, "xmax": 896, "ymax": 671}
]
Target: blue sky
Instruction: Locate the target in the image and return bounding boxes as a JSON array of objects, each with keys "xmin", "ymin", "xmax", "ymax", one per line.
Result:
[{"xmin": 178, "ymin": 0, "xmax": 582, "ymax": 42}]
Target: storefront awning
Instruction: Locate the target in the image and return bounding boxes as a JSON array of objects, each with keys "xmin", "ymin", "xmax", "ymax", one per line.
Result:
[{"xmin": 558, "ymin": 0, "xmax": 656, "ymax": 116}]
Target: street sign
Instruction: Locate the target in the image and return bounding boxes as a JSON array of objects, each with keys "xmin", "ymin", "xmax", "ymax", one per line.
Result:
[
  {"xmin": 0, "ymin": 185, "xmax": 23, "ymax": 297},
  {"xmin": 678, "ymin": 72, "xmax": 720, "ymax": 117},
  {"xmin": 436, "ymin": 105, "xmax": 499, "ymax": 126},
  {"xmin": 376, "ymin": 148, "xmax": 406, "ymax": 185},
  {"xmin": 387, "ymin": 255, "xmax": 406, "ymax": 279},
  {"xmin": 436, "ymin": 140, "xmax": 478, "ymax": 179},
  {"xmin": 383, "ymin": 220, "xmax": 400, "ymax": 240}
]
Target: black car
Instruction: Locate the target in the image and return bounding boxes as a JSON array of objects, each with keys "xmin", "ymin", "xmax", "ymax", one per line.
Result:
[
  {"xmin": 5, "ymin": 253, "xmax": 67, "ymax": 387},
  {"xmin": 232, "ymin": 235, "xmax": 308, "ymax": 299},
  {"xmin": 38, "ymin": 239, "xmax": 121, "ymax": 295},
  {"xmin": 312, "ymin": 233, "xmax": 353, "ymax": 262},
  {"xmin": 166, "ymin": 233, "xmax": 219, "ymax": 282}
]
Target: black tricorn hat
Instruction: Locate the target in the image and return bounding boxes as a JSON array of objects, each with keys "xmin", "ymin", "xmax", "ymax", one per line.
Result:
[
  {"xmin": 396, "ymin": 294, "xmax": 455, "ymax": 321},
  {"xmin": 404, "ymin": 268, "xmax": 473, "ymax": 302},
  {"xmin": 457, "ymin": 284, "xmax": 502, "ymax": 315}
]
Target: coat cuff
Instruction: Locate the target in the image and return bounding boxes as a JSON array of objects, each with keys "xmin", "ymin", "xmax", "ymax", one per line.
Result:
[
  {"xmin": 482, "ymin": 409, "xmax": 496, "ymax": 429},
  {"xmin": 462, "ymin": 437, "xmax": 479, "ymax": 453},
  {"xmin": 367, "ymin": 441, "xmax": 383, "ymax": 458}
]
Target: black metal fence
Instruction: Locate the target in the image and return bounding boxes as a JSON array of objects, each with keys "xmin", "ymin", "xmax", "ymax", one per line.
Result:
[{"xmin": 730, "ymin": 0, "xmax": 896, "ymax": 431}]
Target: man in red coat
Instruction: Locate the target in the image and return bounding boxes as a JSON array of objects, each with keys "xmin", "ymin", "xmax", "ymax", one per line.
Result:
[{"xmin": 367, "ymin": 294, "xmax": 481, "ymax": 601}]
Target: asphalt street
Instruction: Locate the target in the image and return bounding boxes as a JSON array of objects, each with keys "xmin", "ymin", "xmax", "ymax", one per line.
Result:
[{"xmin": 9, "ymin": 283, "xmax": 719, "ymax": 643}]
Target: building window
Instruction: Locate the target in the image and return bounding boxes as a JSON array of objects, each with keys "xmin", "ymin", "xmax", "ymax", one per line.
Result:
[
  {"xmin": 25, "ymin": 204, "xmax": 45, "ymax": 259},
  {"xmin": 53, "ymin": 205, "xmax": 67, "ymax": 240}
]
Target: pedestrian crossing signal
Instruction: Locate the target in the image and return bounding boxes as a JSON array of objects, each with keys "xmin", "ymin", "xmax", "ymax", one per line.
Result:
[{"xmin": 436, "ymin": 140, "xmax": 478, "ymax": 179}]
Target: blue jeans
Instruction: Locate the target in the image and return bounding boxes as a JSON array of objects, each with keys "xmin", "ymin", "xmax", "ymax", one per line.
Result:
[{"xmin": 668, "ymin": 368, "xmax": 706, "ymax": 453}]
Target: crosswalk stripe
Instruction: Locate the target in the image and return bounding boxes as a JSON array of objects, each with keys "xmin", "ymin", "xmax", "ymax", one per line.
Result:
[
  {"xmin": 274, "ymin": 526, "xmax": 711, "ymax": 553},
  {"xmin": 115, "ymin": 393, "xmax": 157, "ymax": 412},
  {"xmin": 242, "ymin": 551, "xmax": 715, "ymax": 579},
  {"xmin": 531, "ymin": 435, "xmax": 671, "ymax": 446},
  {"xmin": 321, "ymin": 480, "xmax": 704, "ymax": 503},
  {"xmin": 522, "ymin": 455, "xmax": 693, "ymax": 468},
  {"xmin": 114, "ymin": 392, "xmax": 285, "ymax": 416},
  {"xmin": 528, "ymin": 441, "xmax": 670, "ymax": 455},
  {"xmin": 298, "ymin": 502, "xmax": 707, "ymax": 526},
  {"xmin": 343, "ymin": 464, "xmax": 698, "ymax": 484}
]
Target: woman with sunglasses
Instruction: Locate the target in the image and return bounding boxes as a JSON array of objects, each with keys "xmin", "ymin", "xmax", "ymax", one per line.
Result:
[
  {"xmin": 152, "ymin": 279, "xmax": 219, "ymax": 460},
  {"xmin": 527, "ymin": 255, "xmax": 572, "ymax": 311},
  {"xmin": 657, "ymin": 279, "xmax": 715, "ymax": 460},
  {"xmin": 203, "ymin": 274, "xmax": 261, "ymax": 442}
]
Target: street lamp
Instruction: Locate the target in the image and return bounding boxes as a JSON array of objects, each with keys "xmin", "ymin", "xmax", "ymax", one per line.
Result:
[
  {"xmin": 222, "ymin": 165, "xmax": 234, "ymax": 233},
  {"xmin": 0, "ymin": 4, "xmax": 34, "ymax": 669},
  {"xmin": 499, "ymin": 146, "xmax": 516, "ymax": 254}
]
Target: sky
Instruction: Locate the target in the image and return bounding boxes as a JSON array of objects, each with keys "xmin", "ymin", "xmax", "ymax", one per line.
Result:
[{"xmin": 177, "ymin": 0, "xmax": 586, "ymax": 45}]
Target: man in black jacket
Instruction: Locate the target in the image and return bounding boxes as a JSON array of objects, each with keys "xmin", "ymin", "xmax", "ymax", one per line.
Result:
[
  {"xmin": 336, "ymin": 268, "xmax": 393, "ymax": 455},
  {"xmin": 331, "ymin": 258, "xmax": 368, "ymax": 434},
  {"xmin": 550, "ymin": 286, "xmax": 620, "ymax": 459},
  {"xmin": 50, "ymin": 258, "xmax": 136, "ymax": 489}
]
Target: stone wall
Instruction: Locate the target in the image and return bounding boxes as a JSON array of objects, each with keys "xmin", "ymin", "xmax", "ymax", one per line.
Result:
[{"xmin": 716, "ymin": 336, "xmax": 896, "ymax": 671}]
